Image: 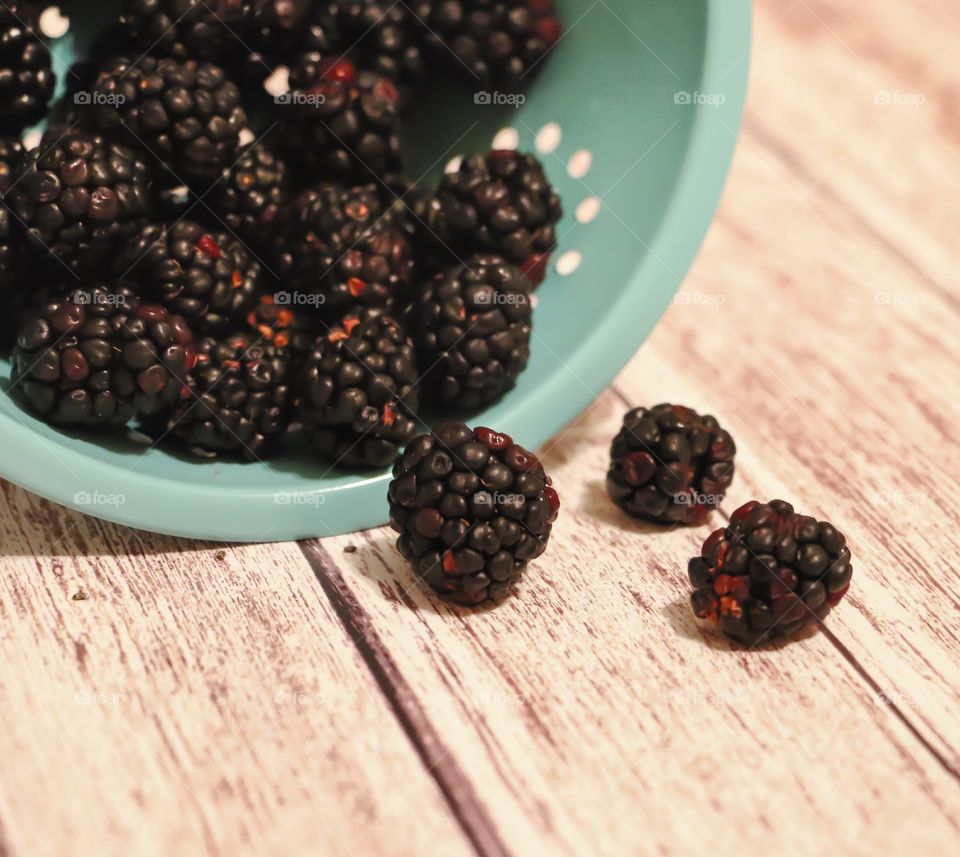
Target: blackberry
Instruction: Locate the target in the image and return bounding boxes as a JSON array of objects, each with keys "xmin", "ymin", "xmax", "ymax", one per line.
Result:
[
  {"xmin": 85, "ymin": 56, "xmax": 247, "ymax": 186},
  {"xmin": 207, "ymin": 141, "xmax": 289, "ymax": 248},
  {"xmin": 412, "ymin": 0, "xmax": 562, "ymax": 89},
  {"xmin": 119, "ymin": 0, "xmax": 254, "ymax": 62},
  {"xmin": 388, "ymin": 422, "xmax": 559, "ymax": 606},
  {"xmin": 423, "ymin": 150, "xmax": 562, "ymax": 277},
  {"xmin": 606, "ymin": 404, "xmax": 736, "ymax": 525},
  {"xmin": 242, "ymin": 2, "xmax": 342, "ymax": 84},
  {"xmin": 0, "ymin": 2, "xmax": 55, "ymax": 132},
  {"xmin": 6, "ymin": 131, "xmax": 151, "ymax": 272},
  {"xmin": 169, "ymin": 331, "xmax": 292, "ymax": 459},
  {"xmin": 279, "ymin": 55, "xmax": 402, "ymax": 182},
  {"xmin": 0, "ymin": 136, "xmax": 25, "ymax": 290},
  {"xmin": 336, "ymin": 2, "xmax": 427, "ymax": 95},
  {"xmin": 299, "ymin": 311, "xmax": 419, "ymax": 469},
  {"xmin": 275, "ymin": 183, "xmax": 413, "ymax": 316},
  {"xmin": 119, "ymin": 220, "xmax": 262, "ymax": 334},
  {"xmin": 689, "ymin": 499, "xmax": 854, "ymax": 645},
  {"xmin": 413, "ymin": 255, "xmax": 532, "ymax": 410},
  {"xmin": 11, "ymin": 286, "xmax": 195, "ymax": 427}
]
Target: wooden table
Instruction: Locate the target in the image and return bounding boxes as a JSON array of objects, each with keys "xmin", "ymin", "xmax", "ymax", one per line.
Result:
[{"xmin": 2, "ymin": 2, "xmax": 958, "ymax": 855}]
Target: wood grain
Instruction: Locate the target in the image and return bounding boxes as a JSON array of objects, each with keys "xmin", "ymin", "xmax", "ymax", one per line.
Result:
[{"xmin": 1, "ymin": 1, "xmax": 959, "ymax": 855}]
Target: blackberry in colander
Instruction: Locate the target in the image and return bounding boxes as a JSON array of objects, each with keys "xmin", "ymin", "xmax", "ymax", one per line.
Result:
[
  {"xmin": 388, "ymin": 422, "xmax": 559, "ymax": 606},
  {"xmin": 119, "ymin": 0, "xmax": 255, "ymax": 62},
  {"xmin": 0, "ymin": 1, "xmax": 55, "ymax": 132},
  {"xmin": 689, "ymin": 499, "xmax": 854, "ymax": 645}
]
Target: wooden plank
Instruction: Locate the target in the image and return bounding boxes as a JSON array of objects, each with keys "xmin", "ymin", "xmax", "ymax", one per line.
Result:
[
  {"xmin": 0, "ymin": 483, "xmax": 476, "ymax": 857},
  {"xmin": 306, "ymin": 392, "xmax": 960, "ymax": 857}
]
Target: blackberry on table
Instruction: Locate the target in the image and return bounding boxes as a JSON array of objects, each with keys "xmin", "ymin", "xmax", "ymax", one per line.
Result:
[
  {"xmin": 689, "ymin": 499, "xmax": 854, "ymax": 645},
  {"xmin": 412, "ymin": 0, "xmax": 562, "ymax": 89},
  {"xmin": 168, "ymin": 331, "xmax": 292, "ymax": 459},
  {"xmin": 119, "ymin": 220, "xmax": 262, "ymax": 334},
  {"xmin": 0, "ymin": 2, "xmax": 55, "ymax": 132},
  {"xmin": 422, "ymin": 150, "xmax": 562, "ymax": 278},
  {"xmin": 208, "ymin": 141, "xmax": 289, "ymax": 249},
  {"xmin": 279, "ymin": 55, "xmax": 402, "ymax": 182},
  {"xmin": 388, "ymin": 422, "xmax": 559, "ymax": 606},
  {"xmin": 275, "ymin": 183, "xmax": 413, "ymax": 317},
  {"xmin": 84, "ymin": 56, "xmax": 247, "ymax": 186},
  {"xmin": 12, "ymin": 286, "xmax": 195, "ymax": 426},
  {"xmin": 119, "ymin": 0, "xmax": 254, "ymax": 62},
  {"xmin": 606, "ymin": 403, "xmax": 736, "ymax": 525},
  {"xmin": 413, "ymin": 255, "xmax": 532, "ymax": 410},
  {"xmin": 299, "ymin": 311, "xmax": 419, "ymax": 469},
  {"xmin": 6, "ymin": 131, "xmax": 151, "ymax": 272}
]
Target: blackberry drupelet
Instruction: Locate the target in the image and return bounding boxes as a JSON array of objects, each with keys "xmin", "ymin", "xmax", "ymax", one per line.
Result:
[
  {"xmin": 119, "ymin": 220, "xmax": 262, "ymax": 334},
  {"xmin": 413, "ymin": 255, "xmax": 532, "ymax": 410},
  {"xmin": 11, "ymin": 286, "xmax": 195, "ymax": 426},
  {"xmin": 336, "ymin": 2, "xmax": 427, "ymax": 96},
  {"xmin": 688, "ymin": 499, "xmax": 854, "ymax": 645},
  {"xmin": 423, "ymin": 150, "xmax": 562, "ymax": 277},
  {"xmin": 119, "ymin": 0, "xmax": 254, "ymax": 62},
  {"xmin": 279, "ymin": 55, "xmax": 402, "ymax": 182},
  {"xmin": 208, "ymin": 141, "xmax": 289, "ymax": 248},
  {"xmin": 275, "ymin": 183, "xmax": 413, "ymax": 316},
  {"xmin": 0, "ymin": 2, "xmax": 55, "ymax": 131},
  {"xmin": 388, "ymin": 422, "xmax": 559, "ymax": 606},
  {"xmin": 85, "ymin": 56, "xmax": 247, "ymax": 186},
  {"xmin": 6, "ymin": 131, "xmax": 151, "ymax": 272},
  {"xmin": 299, "ymin": 311, "xmax": 419, "ymax": 469},
  {"xmin": 606, "ymin": 403, "xmax": 736, "ymax": 525},
  {"xmin": 169, "ymin": 331, "xmax": 292, "ymax": 459},
  {"xmin": 412, "ymin": 0, "xmax": 562, "ymax": 88}
]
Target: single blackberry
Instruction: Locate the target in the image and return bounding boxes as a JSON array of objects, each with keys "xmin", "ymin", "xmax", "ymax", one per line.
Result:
[
  {"xmin": 11, "ymin": 285, "xmax": 195, "ymax": 426},
  {"xmin": 423, "ymin": 150, "xmax": 562, "ymax": 277},
  {"xmin": 118, "ymin": 221, "xmax": 262, "ymax": 334},
  {"xmin": 412, "ymin": 0, "xmax": 562, "ymax": 88},
  {"xmin": 168, "ymin": 331, "xmax": 292, "ymax": 459},
  {"xmin": 6, "ymin": 131, "xmax": 151, "ymax": 272},
  {"xmin": 84, "ymin": 56, "xmax": 247, "ymax": 186},
  {"xmin": 0, "ymin": 2, "xmax": 55, "ymax": 132},
  {"xmin": 0, "ymin": 136, "xmax": 25, "ymax": 289},
  {"xmin": 689, "ymin": 499, "xmax": 854, "ymax": 645},
  {"xmin": 119, "ymin": 0, "xmax": 254, "ymax": 62},
  {"xmin": 246, "ymin": 293, "xmax": 317, "ymax": 357},
  {"xmin": 275, "ymin": 183, "xmax": 413, "ymax": 316},
  {"xmin": 278, "ymin": 55, "xmax": 402, "ymax": 182},
  {"xmin": 336, "ymin": 2, "xmax": 427, "ymax": 95},
  {"xmin": 413, "ymin": 255, "xmax": 532, "ymax": 410},
  {"xmin": 242, "ymin": 2, "xmax": 342, "ymax": 84},
  {"xmin": 606, "ymin": 404, "xmax": 736, "ymax": 525},
  {"xmin": 207, "ymin": 141, "xmax": 289, "ymax": 248},
  {"xmin": 299, "ymin": 312, "xmax": 419, "ymax": 469},
  {"xmin": 388, "ymin": 422, "xmax": 559, "ymax": 606}
]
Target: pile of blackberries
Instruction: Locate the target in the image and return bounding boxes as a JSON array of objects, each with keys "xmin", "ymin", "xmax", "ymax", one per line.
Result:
[{"xmin": 0, "ymin": 1, "xmax": 565, "ymax": 470}]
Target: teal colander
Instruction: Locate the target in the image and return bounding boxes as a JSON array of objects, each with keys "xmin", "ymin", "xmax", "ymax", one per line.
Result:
[{"xmin": 0, "ymin": 0, "xmax": 751, "ymax": 541}]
